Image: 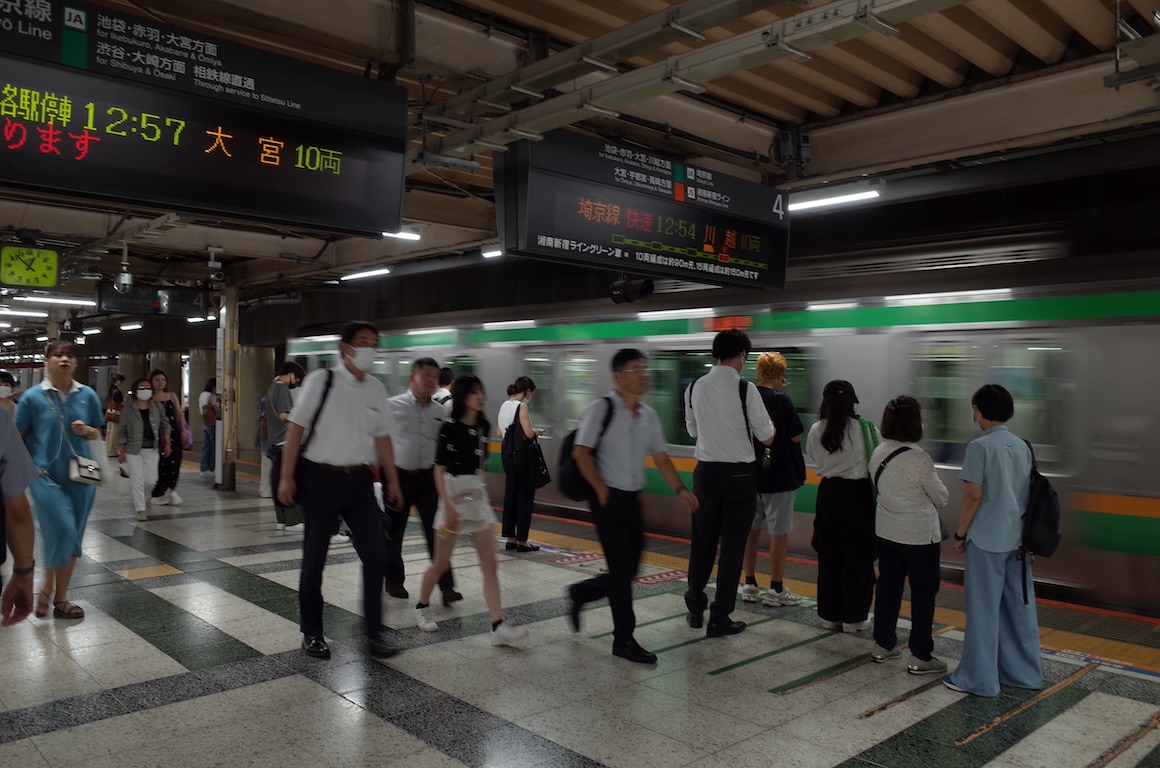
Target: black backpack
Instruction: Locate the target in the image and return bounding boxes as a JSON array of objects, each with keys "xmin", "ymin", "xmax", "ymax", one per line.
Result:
[
  {"xmin": 1017, "ymin": 439, "xmax": 1062, "ymax": 603},
  {"xmin": 557, "ymin": 397, "xmax": 614, "ymax": 501}
]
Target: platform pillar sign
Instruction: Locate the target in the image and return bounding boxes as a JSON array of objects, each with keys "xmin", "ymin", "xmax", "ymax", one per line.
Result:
[{"xmin": 217, "ymin": 286, "xmax": 240, "ymax": 491}]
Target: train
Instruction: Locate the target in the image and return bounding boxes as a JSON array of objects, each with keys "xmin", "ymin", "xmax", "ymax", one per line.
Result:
[{"xmin": 284, "ymin": 258, "xmax": 1160, "ymax": 618}]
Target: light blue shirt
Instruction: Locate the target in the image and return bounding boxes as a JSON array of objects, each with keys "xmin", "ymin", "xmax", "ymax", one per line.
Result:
[
  {"xmin": 959, "ymin": 425, "xmax": 1031, "ymax": 553},
  {"xmin": 575, "ymin": 390, "xmax": 667, "ymax": 493}
]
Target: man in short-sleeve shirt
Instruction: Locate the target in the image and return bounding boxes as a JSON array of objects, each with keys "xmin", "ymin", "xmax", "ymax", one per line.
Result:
[
  {"xmin": 267, "ymin": 361, "xmax": 305, "ymax": 530},
  {"xmin": 568, "ymin": 349, "xmax": 698, "ymax": 663},
  {"xmin": 1, "ymin": 407, "xmax": 39, "ymax": 625}
]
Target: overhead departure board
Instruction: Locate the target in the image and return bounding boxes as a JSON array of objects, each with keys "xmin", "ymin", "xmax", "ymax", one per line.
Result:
[{"xmin": 495, "ymin": 132, "xmax": 789, "ymax": 289}]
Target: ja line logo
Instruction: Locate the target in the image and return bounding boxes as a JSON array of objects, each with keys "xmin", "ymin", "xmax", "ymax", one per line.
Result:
[{"xmin": 64, "ymin": 6, "xmax": 86, "ymax": 31}]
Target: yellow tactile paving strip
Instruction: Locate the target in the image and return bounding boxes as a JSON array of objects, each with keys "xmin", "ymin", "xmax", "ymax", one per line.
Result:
[{"xmin": 115, "ymin": 564, "xmax": 184, "ymax": 580}]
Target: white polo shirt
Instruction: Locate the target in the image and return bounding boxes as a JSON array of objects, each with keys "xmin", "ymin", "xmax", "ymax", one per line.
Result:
[
  {"xmin": 684, "ymin": 364, "xmax": 774, "ymax": 463},
  {"xmin": 388, "ymin": 389, "xmax": 449, "ymax": 470},
  {"xmin": 289, "ymin": 365, "xmax": 392, "ymax": 466}
]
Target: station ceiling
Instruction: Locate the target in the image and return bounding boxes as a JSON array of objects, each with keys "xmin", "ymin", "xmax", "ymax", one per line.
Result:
[{"xmin": 2, "ymin": 0, "xmax": 1159, "ymax": 338}]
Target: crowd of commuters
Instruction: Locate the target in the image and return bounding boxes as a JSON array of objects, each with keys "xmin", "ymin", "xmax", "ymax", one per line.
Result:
[{"xmin": 0, "ymin": 326, "xmax": 1043, "ymax": 700}]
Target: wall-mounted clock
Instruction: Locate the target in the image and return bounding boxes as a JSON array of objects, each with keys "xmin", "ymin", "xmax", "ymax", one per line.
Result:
[{"xmin": 1, "ymin": 246, "xmax": 59, "ymax": 288}]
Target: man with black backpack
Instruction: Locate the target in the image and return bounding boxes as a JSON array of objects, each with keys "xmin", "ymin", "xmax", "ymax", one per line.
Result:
[{"xmin": 566, "ymin": 349, "xmax": 696, "ymax": 663}]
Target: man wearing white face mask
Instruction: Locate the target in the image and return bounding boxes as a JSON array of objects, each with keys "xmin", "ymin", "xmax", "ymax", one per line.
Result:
[
  {"xmin": 0, "ymin": 371, "xmax": 17, "ymax": 415},
  {"xmin": 278, "ymin": 321, "xmax": 404, "ymax": 660}
]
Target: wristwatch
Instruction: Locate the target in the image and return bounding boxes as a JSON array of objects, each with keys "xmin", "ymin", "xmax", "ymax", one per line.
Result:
[{"xmin": 953, "ymin": 532, "xmax": 966, "ymax": 541}]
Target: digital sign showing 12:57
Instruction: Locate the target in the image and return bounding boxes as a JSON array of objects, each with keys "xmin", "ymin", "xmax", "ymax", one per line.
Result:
[{"xmin": 82, "ymin": 104, "xmax": 185, "ymax": 144}]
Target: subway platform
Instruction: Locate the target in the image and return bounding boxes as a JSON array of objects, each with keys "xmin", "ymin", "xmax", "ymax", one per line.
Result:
[{"xmin": 2, "ymin": 465, "xmax": 1159, "ymax": 768}]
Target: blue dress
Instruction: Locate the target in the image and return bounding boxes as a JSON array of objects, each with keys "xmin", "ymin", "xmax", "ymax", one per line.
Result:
[{"xmin": 14, "ymin": 382, "xmax": 104, "ymax": 569}]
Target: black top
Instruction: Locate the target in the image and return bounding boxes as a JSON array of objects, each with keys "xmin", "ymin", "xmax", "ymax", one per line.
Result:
[
  {"xmin": 106, "ymin": 386, "xmax": 123, "ymax": 404},
  {"xmin": 755, "ymin": 386, "xmax": 805, "ymax": 493},
  {"xmin": 141, "ymin": 409, "xmax": 155, "ymax": 450},
  {"xmin": 436, "ymin": 417, "xmax": 489, "ymax": 476}
]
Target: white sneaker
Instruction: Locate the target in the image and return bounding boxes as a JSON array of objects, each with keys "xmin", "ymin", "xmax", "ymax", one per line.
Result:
[
  {"xmin": 490, "ymin": 622, "xmax": 528, "ymax": 646},
  {"xmin": 276, "ymin": 523, "xmax": 286, "ymax": 531},
  {"xmin": 283, "ymin": 523, "xmax": 305, "ymax": 533},
  {"xmin": 739, "ymin": 583, "xmax": 760, "ymax": 602},
  {"xmin": 762, "ymin": 588, "xmax": 803, "ymax": 607},
  {"xmin": 821, "ymin": 619, "xmax": 842, "ymax": 631},
  {"xmin": 168, "ymin": 490, "xmax": 182, "ymax": 505},
  {"xmin": 415, "ymin": 607, "xmax": 439, "ymax": 632},
  {"xmin": 200, "ymin": 471, "xmax": 214, "ymax": 478},
  {"xmin": 152, "ymin": 493, "xmax": 170, "ymax": 506},
  {"xmin": 330, "ymin": 533, "xmax": 351, "ymax": 546},
  {"xmin": 843, "ymin": 619, "xmax": 871, "ymax": 633},
  {"xmin": 135, "ymin": 509, "xmax": 147, "ymax": 521}
]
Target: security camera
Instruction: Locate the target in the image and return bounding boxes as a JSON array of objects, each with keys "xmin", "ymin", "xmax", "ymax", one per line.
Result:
[
  {"xmin": 114, "ymin": 271, "xmax": 134, "ymax": 294},
  {"xmin": 209, "ymin": 269, "xmax": 225, "ymax": 282}
]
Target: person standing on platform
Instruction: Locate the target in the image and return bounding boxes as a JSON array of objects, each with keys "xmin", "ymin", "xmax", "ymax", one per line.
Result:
[
  {"xmin": 1, "ymin": 407, "xmax": 39, "ymax": 626},
  {"xmin": 806, "ymin": 380, "xmax": 878, "ymax": 633},
  {"xmin": 256, "ymin": 395, "xmax": 271, "ymax": 498},
  {"xmin": 198, "ymin": 378, "xmax": 218, "ymax": 477},
  {"xmin": 386, "ymin": 358, "xmax": 462, "ymax": 604},
  {"xmin": 103, "ymin": 373, "xmax": 125, "ymax": 458},
  {"xmin": 740, "ymin": 352, "xmax": 806, "ymax": 607},
  {"xmin": 16, "ymin": 340, "xmax": 104, "ymax": 621},
  {"xmin": 149, "ymin": 369, "xmax": 188, "ymax": 506},
  {"xmin": 433, "ymin": 367, "xmax": 453, "ymax": 406},
  {"xmin": 267, "ymin": 362, "xmax": 306, "ymax": 531},
  {"xmin": 498, "ymin": 376, "xmax": 545, "ymax": 552},
  {"xmin": 278, "ymin": 321, "xmax": 403, "ymax": 660},
  {"xmin": 567, "ymin": 349, "xmax": 698, "ymax": 663},
  {"xmin": 118, "ymin": 378, "xmax": 172, "ymax": 522},
  {"xmin": 683, "ymin": 330, "xmax": 775, "ymax": 638},
  {"xmin": 0, "ymin": 371, "xmax": 18, "ymax": 415},
  {"xmin": 944, "ymin": 384, "xmax": 1042, "ymax": 697}
]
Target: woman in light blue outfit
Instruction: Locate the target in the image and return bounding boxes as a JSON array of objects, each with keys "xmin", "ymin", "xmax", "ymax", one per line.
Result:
[
  {"xmin": 944, "ymin": 383, "xmax": 1043, "ymax": 697},
  {"xmin": 15, "ymin": 340, "xmax": 104, "ymax": 620}
]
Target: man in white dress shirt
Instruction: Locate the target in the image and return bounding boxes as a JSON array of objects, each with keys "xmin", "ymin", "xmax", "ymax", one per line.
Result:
[
  {"xmin": 278, "ymin": 321, "xmax": 403, "ymax": 660},
  {"xmin": 683, "ymin": 330, "xmax": 775, "ymax": 637}
]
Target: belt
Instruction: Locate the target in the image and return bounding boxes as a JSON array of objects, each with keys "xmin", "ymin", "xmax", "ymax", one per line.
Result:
[
  {"xmin": 397, "ymin": 467, "xmax": 433, "ymax": 476},
  {"xmin": 302, "ymin": 459, "xmax": 371, "ymax": 474}
]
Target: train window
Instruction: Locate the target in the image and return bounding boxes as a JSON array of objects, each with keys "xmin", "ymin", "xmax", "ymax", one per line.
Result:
[
  {"xmin": 560, "ymin": 353, "xmax": 599, "ymax": 432},
  {"xmin": 445, "ymin": 355, "xmax": 477, "ymax": 379},
  {"xmin": 992, "ymin": 342, "xmax": 1071, "ymax": 466},
  {"xmin": 650, "ymin": 351, "xmax": 714, "ymax": 446},
  {"xmin": 912, "ymin": 342, "xmax": 982, "ymax": 464},
  {"xmin": 521, "ymin": 354, "xmax": 554, "ymax": 432}
]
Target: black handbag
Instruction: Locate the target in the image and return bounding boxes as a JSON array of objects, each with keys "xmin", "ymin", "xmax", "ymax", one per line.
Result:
[
  {"xmin": 501, "ymin": 405, "xmax": 528, "ymax": 473},
  {"xmin": 527, "ymin": 440, "xmax": 551, "ymax": 489}
]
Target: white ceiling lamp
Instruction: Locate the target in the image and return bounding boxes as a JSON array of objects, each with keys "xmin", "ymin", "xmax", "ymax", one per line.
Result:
[
  {"xmin": 35, "ymin": 335, "xmax": 48, "ymax": 341},
  {"xmin": 341, "ymin": 267, "xmax": 392, "ymax": 281},
  {"xmin": 1, "ymin": 340, "xmax": 15, "ymax": 347},
  {"xmin": 884, "ymin": 288, "xmax": 1012, "ymax": 307},
  {"xmin": 0, "ymin": 322, "xmax": 9, "ymax": 328},
  {"xmin": 637, "ymin": 307, "xmax": 714, "ymax": 320},
  {"xmin": 187, "ymin": 316, "xmax": 206, "ymax": 323},
  {"xmin": 82, "ymin": 327, "xmax": 102, "ymax": 335},
  {"xmin": 483, "ymin": 319, "xmax": 535, "ymax": 330},
  {"xmin": 382, "ymin": 228, "xmax": 421, "ymax": 241},
  {"xmin": 806, "ymin": 301, "xmax": 859, "ymax": 311},
  {"xmin": 407, "ymin": 328, "xmax": 455, "ymax": 335},
  {"xmin": 0, "ymin": 307, "xmax": 49, "ymax": 317},
  {"xmin": 13, "ymin": 295, "xmax": 97, "ymax": 307},
  {"xmin": 482, "ymin": 249, "xmax": 503, "ymax": 259},
  {"xmin": 120, "ymin": 322, "xmax": 143, "ymax": 331},
  {"xmin": 788, "ymin": 179, "xmax": 886, "ymax": 212}
]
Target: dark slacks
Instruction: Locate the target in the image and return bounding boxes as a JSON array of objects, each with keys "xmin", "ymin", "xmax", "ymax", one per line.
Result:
[
  {"xmin": 385, "ymin": 469, "xmax": 453, "ymax": 592},
  {"xmin": 571, "ymin": 489, "xmax": 644, "ymax": 647},
  {"xmin": 297, "ymin": 462, "xmax": 385, "ymax": 638},
  {"xmin": 151, "ymin": 414, "xmax": 182, "ymax": 496},
  {"xmin": 872, "ymin": 537, "xmax": 941, "ymax": 660},
  {"xmin": 684, "ymin": 462, "xmax": 757, "ymax": 622},
  {"xmin": 268, "ymin": 446, "xmax": 303, "ymax": 526},
  {"xmin": 501, "ymin": 469, "xmax": 535, "ymax": 540},
  {"xmin": 812, "ymin": 477, "xmax": 876, "ymax": 624}
]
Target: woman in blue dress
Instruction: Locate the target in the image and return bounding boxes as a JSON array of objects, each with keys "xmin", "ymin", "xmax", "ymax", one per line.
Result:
[{"xmin": 15, "ymin": 340, "xmax": 104, "ymax": 620}]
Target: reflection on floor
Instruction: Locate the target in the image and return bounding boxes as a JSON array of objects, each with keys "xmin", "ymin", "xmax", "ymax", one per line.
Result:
[{"xmin": 1, "ymin": 468, "xmax": 1159, "ymax": 768}]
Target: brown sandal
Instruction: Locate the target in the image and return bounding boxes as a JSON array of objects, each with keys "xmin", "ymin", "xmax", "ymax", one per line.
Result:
[
  {"xmin": 35, "ymin": 590, "xmax": 50, "ymax": 619},
  {"xmin": 53, "ymin": 601, "xmax": 84, "ymax": 620}
]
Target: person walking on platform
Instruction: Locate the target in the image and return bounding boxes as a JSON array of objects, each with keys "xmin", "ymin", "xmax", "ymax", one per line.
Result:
[
  {"xmin": 413, "ymin": 375, "xmax": 528, "ymax": 646},
  {"xmin": 119, "ymin": 378, "xmax": 172, "ymax": 522},
  {"xmin": 944, "ymin": 384, "xmax": 1042, "ymax": 697},
  {"xmin": 16, "ymin": 340, "xmax": 104, "ymax": 621},
  {"xmin": 740, "ymin": 352, "xmax": 806, "ymax": 607},
  {"xmin": 683, "ymin": 330, "xmax": 775, "ymax": 637},
  {"xmin": 0, "ymin": 371, "xmax": 18, "ymax": 415},
  {"xmin": 386, "ymin": 358, "xmax": 463, "ymax": 605},
  {"xmin": 868, "ymin": 396, "xmax": 949, "ymax": 674},
  {"xmin": 497, "ymin": 376, "xmax": 544, "ymax": 552},
  {"xmin": 198, "ymin": 378, "xmax": 218, "ymax": 477},
  {"xmin": 1, "ymin": 407, "xmax": 39, "ymax": 626},
  {"xmin": 567, "ymin": 349, "xmax": 698, "ymax": 663},
  {"xmin": 267, "ymin": 361, "xmax": 306, "ymax": 531},
  {"xmin": 149, "ymin": 369, "xmax": 188, "ymax": 506},
  {"xmin": 433, "ymin": 367, "xmax": 453, "ymax": 406},
  {"xmin": 278, "ymin": 321, "xmax": 403, "ymax": 660},
  {"xmin": 806, "ymin": 380, "xmax": 878, "ymax": 633},
  {"xmin": 102, "ymin": 373, "xmax": 125, "ymax": 458}
]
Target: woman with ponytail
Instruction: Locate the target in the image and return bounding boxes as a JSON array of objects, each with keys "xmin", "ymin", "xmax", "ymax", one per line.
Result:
[{"xmin": 496, "ymin": 376, "xmax": 543, "ymax": 552}]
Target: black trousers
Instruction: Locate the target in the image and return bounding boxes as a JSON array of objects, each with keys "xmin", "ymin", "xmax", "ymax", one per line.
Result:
[
  {"xmin": 385, "ymin": 469, "xmax": 453, "ymax": 592},
  {"xmin": 812, "ymin": 477, "xmax": 876, "ymax": 624},
  {"xmin": 151, "ymin": 412, "xmax": 182, "ymax": 496},
  {"xmin": 297, "ymin": 462, "xmax": 385, "ymax": 638},
  {"xmin": 684, "ymin": 462, "xmax": 757, "ymax": 621},
  {"xmin": 571, "ymin": 489, "xmax": 644, "ymax": 647},
  {"xmin": 873, "ymin": 537, "xmax": 941, "ymax": 660},
  {"xmin": 267, "ymin": 446, "xmax": 303, "ymax": 526},
  {"xmin": 501, "ymin": 469, "xmax": 535, "ymax": 540}
]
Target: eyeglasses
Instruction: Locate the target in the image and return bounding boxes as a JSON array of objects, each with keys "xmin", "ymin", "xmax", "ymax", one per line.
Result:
[{"xmin": 617, "ymin": 368, "xmax": 650, "ymax": 376}]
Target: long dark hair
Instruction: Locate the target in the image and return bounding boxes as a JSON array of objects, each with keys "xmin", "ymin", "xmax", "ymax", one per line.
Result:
[
  {"xmin": 819, "ymin": 388, "xmax": 859, "ymax": 453},
  {"xmin": 148, "ymin": 369, "xmax": 170, "ymax": 393},
  {"xmin": 450, "ymin": 375, "xmax": 489, "ymax": 432}
]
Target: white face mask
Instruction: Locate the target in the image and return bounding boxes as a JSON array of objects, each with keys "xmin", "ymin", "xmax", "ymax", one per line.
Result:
[
  {"xmin": 138, "ymin": 389, "xmax": 153, "ymax": 401},
  {"xmin": 0, "ymin": 386, "xmax": 12, "ymax": 398},
  {"xmin": 349, "ymin": 346, "xmax": 376, "ymax": 373}
]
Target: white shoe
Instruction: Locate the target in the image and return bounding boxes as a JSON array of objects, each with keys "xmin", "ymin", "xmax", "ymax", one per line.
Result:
[
  {"xmin": 843, "ymin": 619, "xmax": 872, "ymax": 632},
  {"xmin": 490, "ymin": 622, "xmax": 528, "ymax": 646},
  {"xmin": 135, "ymin": 509, "xmax": 147, "ymax": 521},
  {"xmin": 152, "ymin": 493, "xmax": 170, "ymax": 506},
  {"xmin": 200, "ymin": 471, "xmax": 214, "ymax": 478},
  {"xmin": 415, "ymin": 607, "xmax": 439, "ymax": 632},
  {"xmin": 739, "ymin": 583, "xmax": 760, "ymax": 602},
  {"xmin": 276, "ymin": 523, "xmax": 286, "ymax": 531},
  {"xmin": 167, "ymin": 490, "xmax": 182, "ymax": 505},
  {"xmin": 821, "ymin": 619, "xmax": 842, "ymax": 631},
  {"xmin": 762, "ymin": 587, "xmax": 803, "ymax": 607},
  {"xmin": 283, "ymin": 523, "xmax": 305, "ymax": 533},
  {"xmin": 330, "ymin": 533, "xmax": 351, "ymax": 546}
]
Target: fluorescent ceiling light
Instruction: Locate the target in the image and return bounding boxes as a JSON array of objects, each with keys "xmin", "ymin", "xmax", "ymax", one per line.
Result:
[
  {"xmin": 35, "ymin": 335, "xmax": 48, "ymax": 341},
  {"xmin": 206, "ymin": 313, "xmax": 215, "ymax": 320},
  {"xmin": 120, "ymin": 322, "xmax": 143, "ymax": 331},
  {"xmin": 482, "ymin": 249, "xmax": 503, "ymax": 259},
  {"xmin": 81, "ymin": 328, "xmax": 102, "ymax": 335},
  {"xmin": 187, "ymin": 317, "xmax": 206, "ymax": 323},
  {"xmin": 884, "ymin": 288, "xmax": 1012, "ymax": 306},
  {"xmin": 637, "ymin": 307, "xmax": 714, "ymax": 320},
  {"xmin": 0, "ymin": 307, "xmax": 49, "ymax": 317},
  {"xmin": 341, "ymin": 267, "xmax": 392, "ymax": 281},
  {"xmin": 301, "ymin": 334, "xmax": 340, "ymax": 342},
  {"xmin": 788, "ymin": 179, "xmax": 886, "ymax": 212},
  {"xmin": 1027, "ymin": 346, "xmax": 1063, "ymax": 351},
  {"xmin": 806, "ymin": 302, "xmax": 859, "ymax": 311},
  {"xmin": 483, "ymin": 319, "xmax": 535, "ymax": 330},
  {"xmin": 13, "ymin": 296, "xmax": 97, "ymax": 307},
  {"xmin": 0, "ymin": 322, "xmax": 9, "ymax": 328},
  {"xmin": 407, "ymin": 328, "xmax": 455, "ymax": 335},
  {"xmin": 1, "ymin": 340, "xmax": 14, "ymax": 347},
  {"xmin": 382, "ymin": 229, "xmax": 421, "ymax": 241},
  {"xmin": 788, "ymin": 190, "xmax": 880, "ymax": 212}
]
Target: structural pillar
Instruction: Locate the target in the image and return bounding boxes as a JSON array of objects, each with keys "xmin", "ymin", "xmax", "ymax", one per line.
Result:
[
  {"xmin": 116, "ymin": 354, "xmax": 148, "ymax": 381},
  {"xmin": 219, "ymin": 286, "xmax": 240, "ymax": 491},
  {"xmin": 238, "ymin": 345, "xmax": 275, "ymax": 482},
  {"xmin": 147, "ymin": 352, "xmax": 182, "ymax": 384}
]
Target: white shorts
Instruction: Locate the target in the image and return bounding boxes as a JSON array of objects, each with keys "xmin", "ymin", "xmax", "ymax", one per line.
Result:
[
  {"xmin": 752, "ymin": 491, "xmax": 795, "ymax": 536},
  {"xmin": 434, "ymin": 472, "xmax": 497, "ymax": 535}
]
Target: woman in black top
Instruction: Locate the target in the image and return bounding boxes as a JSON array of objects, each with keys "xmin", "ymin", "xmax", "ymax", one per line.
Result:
[
  {"xmin": 413, "ymin": 376, "xmax": 528, "ymax": 646},
  {"xmin": 149, "ymin": 369, "xmax": 189, "ymax": 506}
]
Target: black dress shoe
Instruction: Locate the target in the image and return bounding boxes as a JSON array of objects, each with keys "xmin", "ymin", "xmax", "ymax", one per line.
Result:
[
  {"xmin": 706, "ymin": 619, "xmax": 747, "ymax": 638},
  {"xmin": 613, "ymin": 639, "xmax": 658, "ymax": 664},
  {"xmin": 505, "ymin": 542, "xmax": 518, "ymax": 551},
  {"xmin": 686, "ymin": 611, "xmax": 704, "ymax": 629},
  {"xmin": 302, "ymin": 635, "xmax": 330, "ymax": 659},
  {"xmin": 385, "ymin": 582, "xmax": 410, "ymax": 599},
  {"xmin": 514, "ymin": 543, "xmax": 540, "ymax": 552},
  {"xmin": 441, "ymin": 589, "xmax": 464, "ymax": 606},
  {"xmin": 367, "ymin": 633, "xmax": 400, "ymax": 658},
  {"xmin": 567, "ymin": 585, "xmax": 583, "ymax": 633}
]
